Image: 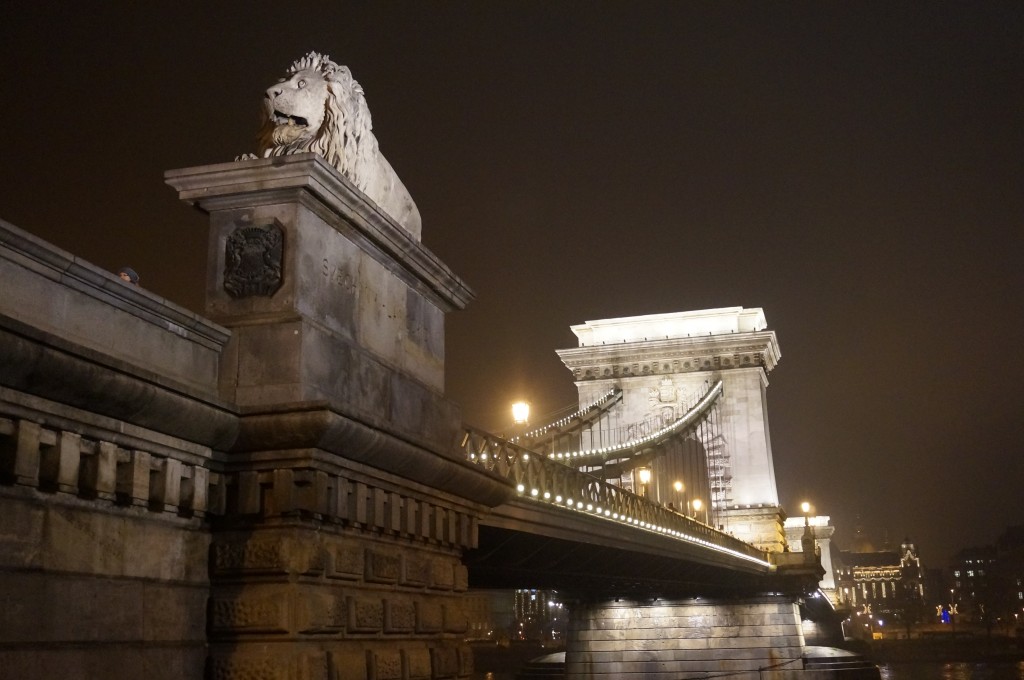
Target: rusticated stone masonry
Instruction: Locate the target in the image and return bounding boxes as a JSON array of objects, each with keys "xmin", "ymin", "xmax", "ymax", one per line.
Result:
[
  {"xmin": 208, "ymin": 526, "xmax": 474, "ymax": 680},
  {"xmin": 204, "ymin": 439, "xmax": 481, "ymax": 679},
  {"xmin": 206, "ymin": 456, "xmax": 479, "ymax": 680}
]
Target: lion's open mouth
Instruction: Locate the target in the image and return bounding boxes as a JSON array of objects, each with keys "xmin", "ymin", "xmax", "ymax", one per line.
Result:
[{"xmin": 272, "ymin": 111, "xmax": 309, "ymax": 127}]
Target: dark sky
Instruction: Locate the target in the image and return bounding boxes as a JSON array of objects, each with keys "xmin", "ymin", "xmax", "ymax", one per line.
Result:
[{"xmin": 2, "ymin": 2, "xmax": 1021, "ymax": 567}]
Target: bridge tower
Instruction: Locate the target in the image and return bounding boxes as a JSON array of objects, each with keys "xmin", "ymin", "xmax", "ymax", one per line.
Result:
[{"xmin": 556, "ymin": 307, "xmax": 786, "ymax": 551}]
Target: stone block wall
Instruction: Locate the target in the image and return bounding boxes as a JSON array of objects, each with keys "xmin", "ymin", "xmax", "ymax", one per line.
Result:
[
  {"xmin": 208, "ymin": 526, "xmax": 474, "ymax": 680},
  {"xmin": 566, "ymin": 596, "xmax": 805, "ymax": 679},
  {"xmin": 0, "ymin": 413, "xmax": 217, "ymax": 680},
  {"xmin": 204, "ymin": 442, "xmax": 484, "ymax": 680}
]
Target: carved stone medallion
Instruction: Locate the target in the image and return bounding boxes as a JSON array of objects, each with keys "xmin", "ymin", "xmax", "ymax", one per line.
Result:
[{"xmin": 224, "ymin": 223, "xmax": 283, "ymax": 298}]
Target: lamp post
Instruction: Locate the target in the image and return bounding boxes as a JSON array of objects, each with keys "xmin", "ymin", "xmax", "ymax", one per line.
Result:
[
  {"xmin": 511, "ymin": 401, "xmax": 530, "ymax": 426},
  {"xmin": 671, "ymin": 481, "xmax": 684, "ymax": 514},
  {"xmin": 692, "ymin": 498, "xmax": 707, "ymax": 524},
  {"xmin": 637, "ymin": 467, "xmax": 651, "ymax": 498},
  {"xmin": 510, "ymin": 401, "xmax": 530, "ymax": 441},
  {"xmin": 800, "ymin": 501, "xmax": 815, "ymax": 556}
]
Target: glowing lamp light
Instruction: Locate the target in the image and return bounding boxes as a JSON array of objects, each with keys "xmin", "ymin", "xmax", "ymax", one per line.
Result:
[
  {"xmin": 801, "ymin": 501, "xmax": 811, "ymax": 514},
  {"xmin": 692, "ymin": 499, "xmax": 703, "ymax": 512},
  {"xmin": 638, "ymin": 467, "xmax": 652, "ymax": 485},
  {"xmin": 511, "ymin": 401, "xmax": 531, "ymax": 425},
  {"xmin": 673, "ymin": 480, "xmax": 684, "ymax": 493}
]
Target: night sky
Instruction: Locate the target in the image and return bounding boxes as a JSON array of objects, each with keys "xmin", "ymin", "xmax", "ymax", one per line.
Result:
[{"xmin": 2, "ymin": 2, "xmax": 1021, "ymax": 567}]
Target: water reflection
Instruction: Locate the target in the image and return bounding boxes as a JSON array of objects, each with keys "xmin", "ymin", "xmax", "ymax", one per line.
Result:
[{"xmin": 880, "ymin": 661, "xmax": 1024, "ymax": 680}]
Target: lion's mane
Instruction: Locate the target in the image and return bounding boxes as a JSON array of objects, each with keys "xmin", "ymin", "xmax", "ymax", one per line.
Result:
[{"xmin": 257, "ymin": 52, "xmax": 422, "ymax": 239}]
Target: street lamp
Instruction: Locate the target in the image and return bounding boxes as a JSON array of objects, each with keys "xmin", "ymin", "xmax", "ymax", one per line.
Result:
[
  {"xmin": 637, "ymin": 467, "xmax": 651, "ymax": 498},
  {"xmin": 800, "ymin": 501, "xmax": 815, "ymax": 556},
  {"xmin": 692, "ymin": 498, "xmax": 707, "ymax": 524},
  {"xmin": 511, "ymin": 401, "xmax": 531, "ymax": 426},
  {"xmin": 668, "ymin": 480, "xmax": 684, "ymax": 513}
]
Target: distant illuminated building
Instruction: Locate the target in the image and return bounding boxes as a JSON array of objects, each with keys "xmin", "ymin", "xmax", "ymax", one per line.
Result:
[
  {"xmin": 950, "ymin": 525, "xmax": 1024, "ymax": 629},
  {"xmin": 950, "ymin": 545, "xmax": 996, "ymax": 624},
  {"xmin": 833, "ymin": 531, "xmax": 925, "ymax": 631},
  {"xmin": 513, "ymin": 589, "xmax": 565, "ymax": 642}
]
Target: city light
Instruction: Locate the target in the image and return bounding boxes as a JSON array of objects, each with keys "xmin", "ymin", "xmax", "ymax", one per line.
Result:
[{"xmin": 511, "ymin": 401, "xmax": 530, "ymax": 425}]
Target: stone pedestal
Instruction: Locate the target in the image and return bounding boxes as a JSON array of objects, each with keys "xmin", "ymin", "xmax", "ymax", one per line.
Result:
[
  {"xmin": 166, "ymin": 155, "xmax": 509, "ymax": 679},
  {"xmin": 167, "ymin": 154, "xmax": 471, "ymax": 451},
  {"xmin": 719, "ymin": 504, "xmax": 787, "ymax": 553},
  {"xmin": 784, "ymin": 515, "xmax": 837, "ymax": 600}
]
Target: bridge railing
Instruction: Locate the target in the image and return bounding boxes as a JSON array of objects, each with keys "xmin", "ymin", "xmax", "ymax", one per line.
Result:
[{"xmin": 461, "ymin": 426, "xmax": 770, "ymax": 568}]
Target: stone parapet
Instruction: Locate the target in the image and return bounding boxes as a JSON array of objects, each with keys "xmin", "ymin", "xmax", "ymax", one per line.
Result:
[{"xmin": 0, "ymin": 218, "xmax": 230, "ymax": 395}]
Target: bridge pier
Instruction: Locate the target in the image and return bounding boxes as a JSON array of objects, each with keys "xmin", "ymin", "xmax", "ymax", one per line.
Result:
[
  {"xmin": 566, "ymin": 596, "xmax": 805, "ymax": 679},
  {"xmin": 165, "ymin": 155, "xmax": 509, "ymax": 679}
]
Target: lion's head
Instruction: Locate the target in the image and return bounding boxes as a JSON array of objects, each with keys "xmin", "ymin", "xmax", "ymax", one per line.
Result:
[{"xmin": 256, "ymin": 52, "xmax": 421, "ymax": 239}]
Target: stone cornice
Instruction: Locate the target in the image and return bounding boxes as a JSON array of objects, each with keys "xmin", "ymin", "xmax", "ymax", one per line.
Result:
[
  {"xmin": 556, "ymin": 330, "xmax": 780, "ymax": 381},
  {"xmin": 165, "ymin": 155, "xmax": 475, "ymax": 313},
  {"xmin": 0, "ymin": 219, "xmax": 230, "ymax": 350}
]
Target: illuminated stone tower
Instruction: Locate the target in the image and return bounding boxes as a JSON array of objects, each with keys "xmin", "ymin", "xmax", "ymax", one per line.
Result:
[{"xmin": 556, "ymin": 307, "xmax": 786, "ymax": 551}]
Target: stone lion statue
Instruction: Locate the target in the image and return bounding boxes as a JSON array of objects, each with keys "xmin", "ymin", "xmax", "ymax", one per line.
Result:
[{"xmin": 255, "ymin": 52, "xmax": 422, "ymax": 239}]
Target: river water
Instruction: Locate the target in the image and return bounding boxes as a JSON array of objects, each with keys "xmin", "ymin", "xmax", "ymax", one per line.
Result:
[
  {"xmin": 474, "ymin": 661, "xmax": 1024, "ymax": 680},
  {"xmin": 471, "ymin": 644, "xmax": 1024, "ymax": 680},
  {"xmin": 880, "ymin": 662, "xmax": 1024, "ymax": 680}
]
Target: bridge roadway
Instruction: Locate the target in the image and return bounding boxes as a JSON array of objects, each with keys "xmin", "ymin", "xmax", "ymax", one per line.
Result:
[
  {"xmin": 466, "ymin": 495, "xmax": 791, "ymax": 596},
  {"xmin": 459, "ymin": 384, "xmax": 813, "ymax": 599}
]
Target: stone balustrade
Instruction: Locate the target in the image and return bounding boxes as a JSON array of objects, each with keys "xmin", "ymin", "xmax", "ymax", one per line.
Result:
[{"xmin": 0, "ymin": 414, "xmax": 219, "ymax": 517}]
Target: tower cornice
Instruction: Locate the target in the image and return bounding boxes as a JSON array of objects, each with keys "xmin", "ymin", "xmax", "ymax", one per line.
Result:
[{"xmin": 556, "ymin": 330, "xmax": 780, "ymax": 381}]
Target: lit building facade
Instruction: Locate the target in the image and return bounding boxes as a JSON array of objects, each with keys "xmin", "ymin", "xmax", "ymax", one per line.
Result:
[{"xmin": 834, "ymin": 538, "xmax": 925, "ymax": 630}]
